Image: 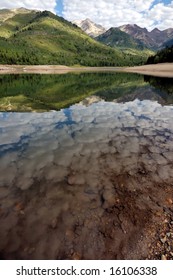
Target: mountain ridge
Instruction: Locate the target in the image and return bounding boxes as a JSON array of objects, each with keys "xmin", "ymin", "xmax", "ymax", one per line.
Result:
[
  {"xmin": 96, "ymin": 27, "xmax": 146, "ymax": 50},
  {"xmin": 0, "ymin": 7, "xmax": 38, "ymax": 23},
  {"xmin": 118, "ymin": 24, "xmax": 173, "ymax": 49},
  {"xmin": 74, "ymin": 18, "xmax": 173, "ymax": 50}
]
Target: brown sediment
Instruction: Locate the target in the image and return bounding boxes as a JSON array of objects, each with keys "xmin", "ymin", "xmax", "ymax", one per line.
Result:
[{"xmin": 0, "ymin": 173, "xmax": 173, "ymax": 260}]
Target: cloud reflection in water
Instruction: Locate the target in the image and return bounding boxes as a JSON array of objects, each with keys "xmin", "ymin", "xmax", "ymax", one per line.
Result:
[{"xmin": 1, "ymin": 99, "xmax": 173, "ymax": 191}]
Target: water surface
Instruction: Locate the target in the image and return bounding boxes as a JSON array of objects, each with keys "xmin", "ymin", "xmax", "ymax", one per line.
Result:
[
  {"xmin": 0, "ymin": 72, "xmax": 173, "ymax": 111},
  {"xmin": 0, "ymin": 72, "xmax": 173, "ymax": 260}
]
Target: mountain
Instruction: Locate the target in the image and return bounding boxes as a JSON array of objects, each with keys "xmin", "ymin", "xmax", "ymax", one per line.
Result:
[
  {"xmin": 71, "ymin": 18, "xmax": 173, "ymax": 51},
  {"xmin": 72, "ymin": 19, "xmax": 155, "ymax": 65},
  {"xmin": 96, "ymin": 27, "xmax": 155, "ymax": 65},
  {"xmin": 72, "ymin": 18, "xmax": 106, "ymax": 37},
  {"xmin": 96, "ymin": 27, "xmax": 145, "ymax": 50},
  {"xmin": 119, "ymin": 24, "xmax": 173, "ymax": 50},
  {"xmin": 0, "ymin": 9, "xmax": 130, "ymax": 66}
]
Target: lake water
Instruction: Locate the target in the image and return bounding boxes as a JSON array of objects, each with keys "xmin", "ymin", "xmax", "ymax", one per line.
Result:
[
  {"xmin": 0, "ymin": 72, "xmax": 173, "ymax": 260},
  {"xmin": 0, "ymin": 72, "xmax": 173, "ymax": 111}
]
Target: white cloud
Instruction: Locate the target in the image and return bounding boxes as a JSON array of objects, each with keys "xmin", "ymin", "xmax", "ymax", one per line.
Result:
[
  {"xmin": 147, "ymin": 2, "xmax": 173, "ymax": 29},
  {"xmin": 0, "ymin": 0, "xmax": 56, "ymax": 13},
  {"xmin": 0, "ymin": 0, "xmax": 172, "ymax": 30},
  {"xmin": 63, "ymin": 0, "xmax": 173, "ymax": 30}
]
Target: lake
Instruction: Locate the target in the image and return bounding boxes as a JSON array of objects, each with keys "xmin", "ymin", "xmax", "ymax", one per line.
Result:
[{"xmin": 0, "ymin": 72, "xmax": 173, "ymax": 260}]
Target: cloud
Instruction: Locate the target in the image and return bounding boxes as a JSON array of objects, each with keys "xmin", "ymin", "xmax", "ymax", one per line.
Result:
[
  {"xmin": 62, "ymin": 0, "xmax": 173, "ymax": 30},
  {"xmin": 1, "ymin": 0, "xmax": 172, "ymax": 30},
  {"xmin": 0, "ymin": 0, "xmax": 56, "ymax": 13},
  {"xmin": 147, "ymin": 2, "xmax": 173, "ymax": 29}
]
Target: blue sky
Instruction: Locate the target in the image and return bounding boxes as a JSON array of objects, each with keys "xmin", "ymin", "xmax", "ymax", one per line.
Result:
[
  {"xmin": 0, "ymin": 0, "xmax": 173, "ymax": 30},
  {"xmin": 56, "ymin": 0, "xmax": 63, "ymax": 16},
  {"xmin": 55, "ymin": 0, "xmax": 173, "ymax": 15},
  {"xmin": 152, "ymin": 0, "xmax": 170, "ymax": 5}
]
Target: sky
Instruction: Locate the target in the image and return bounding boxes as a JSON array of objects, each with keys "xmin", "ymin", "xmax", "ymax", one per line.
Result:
[{"xmin": 0, "ymin": 0, "xmax": 173, "ymax": 30}]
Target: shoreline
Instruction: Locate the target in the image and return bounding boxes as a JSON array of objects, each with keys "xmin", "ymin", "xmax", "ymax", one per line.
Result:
[
  {"xmin": 123, "ymin": 63, "xmax": 173, "ymax": 78},
  {"xmin": 0, "ymin": 63, "xmax": 173, "ymax": 77}
]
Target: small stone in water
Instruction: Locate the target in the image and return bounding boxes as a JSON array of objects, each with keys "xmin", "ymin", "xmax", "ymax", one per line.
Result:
[{"xmin": 161, "ymin": 255, "xmax": 167, "ymax": 260}]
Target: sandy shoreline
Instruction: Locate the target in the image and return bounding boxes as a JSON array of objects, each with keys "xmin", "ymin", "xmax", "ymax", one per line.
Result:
[
  {"xmin": 0, "ymin": 63, "xmax": 173, "ymax": 77},
  {"xmin": 0, "ymin": 65, "xmax": 122, "ymax": 74},
  {"xmin": 123, "ymin": 63, "xmax": 173, "ymax": 78}
]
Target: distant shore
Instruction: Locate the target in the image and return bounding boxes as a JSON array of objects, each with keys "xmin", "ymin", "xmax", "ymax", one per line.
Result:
[
  {"xmin": 123, "ymin": 63, "xmax": 173, "ymax": 78},
  {"xmin": 0, "ymin": 65, "xmax": 122, "ymax": 74},
  {"xmin": 0, "ymin": 63, "xmax": 173, "ymax": 77}
]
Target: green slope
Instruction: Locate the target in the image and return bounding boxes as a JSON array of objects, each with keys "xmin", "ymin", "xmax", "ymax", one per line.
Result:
[{"xmin": 0, "ymin": 9, "xmax": 133, "ymax": 66}]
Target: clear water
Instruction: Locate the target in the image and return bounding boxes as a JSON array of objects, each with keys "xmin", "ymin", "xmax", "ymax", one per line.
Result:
[{"xmin": 0, "ymin": 73, "xmax": 173, "ymax": 259}]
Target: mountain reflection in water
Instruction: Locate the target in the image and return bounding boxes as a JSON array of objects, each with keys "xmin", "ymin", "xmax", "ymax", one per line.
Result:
[
  {"xmin": 0, "ymin": 99, "xmax": 173, "ymax": 259},
  {"xmin": 0, "ymin": 73, "xmax": 173, "ymax": 112}
]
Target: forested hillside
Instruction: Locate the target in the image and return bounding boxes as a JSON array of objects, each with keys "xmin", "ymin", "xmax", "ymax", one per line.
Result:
[
  {"xmin": 0, "ymin": 9, "xmax": 132, "ymax": 66},
  {"xmin": 147, "ymin": 45, "xmax": 173, "ymax": 64},
  {"xmin": 0, "ymin": 8, "xmax": 152, "ymax": 66}
]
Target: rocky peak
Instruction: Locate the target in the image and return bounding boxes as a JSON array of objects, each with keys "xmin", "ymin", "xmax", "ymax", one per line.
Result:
[
  {"xmin": 118, "ymin": 24, "xmax": 173, "ymax": 49},
  {"xmin": 150, "ymin": 28, "xmax": 162, "ymax": 34},
  {"xmin": 72, "ymin": 18, "xmax": 106, "ymax": 37},
  {"xmin": 119, "ymin": 24, "xmax": 148, "ymax": 34}
]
